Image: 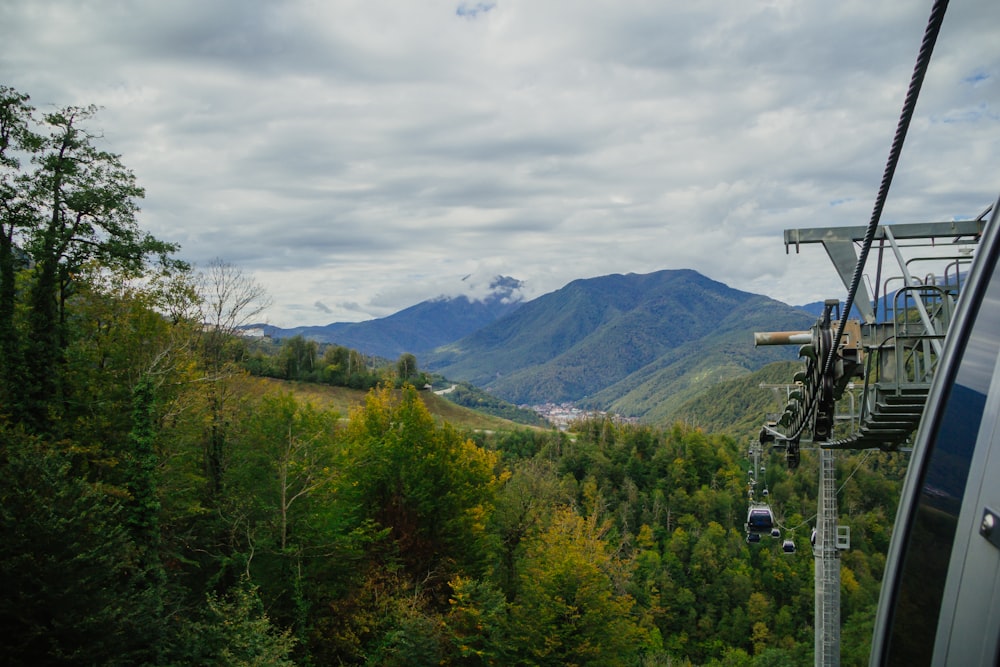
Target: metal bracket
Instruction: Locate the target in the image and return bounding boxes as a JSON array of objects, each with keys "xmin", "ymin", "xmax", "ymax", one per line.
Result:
[{"xmin": 980, "ymin": 507, "xmax": 1000, "ymax": 551}]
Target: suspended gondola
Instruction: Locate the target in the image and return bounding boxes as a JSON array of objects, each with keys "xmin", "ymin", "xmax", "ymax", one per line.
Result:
[{"xmin": 745, "ymin": 503, "xmax": 775, "ymax": 535}]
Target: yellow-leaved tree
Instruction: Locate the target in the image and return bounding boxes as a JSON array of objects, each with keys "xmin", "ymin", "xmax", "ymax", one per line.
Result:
[{"xmin": 508, "ymin": 506, "xmax": 657, "ymax": 665}]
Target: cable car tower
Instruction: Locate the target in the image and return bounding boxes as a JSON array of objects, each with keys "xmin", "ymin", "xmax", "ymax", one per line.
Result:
[
  {"xmin": 748, "ymin": 2, "xmax": 986, "ymax": 663},
  {"xmin": 754, "ymin": 212, "xmax": 985, "ymax": 664}
]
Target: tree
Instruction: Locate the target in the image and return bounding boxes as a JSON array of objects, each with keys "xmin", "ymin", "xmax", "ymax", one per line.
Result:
[
  {"xmin": 13, "ymin": 103, "xmax": 180, "ymax": 432},
  {"xmin": 507, "ymin": 506, "xmax": 651, "ymax": 665},
  {"xmin": 0, "ymin": 86, "xmax": 39, "ymax": 411},
  {"xmin": 197, "ymin": 257, "xmax": 271, "ymax": 363},
  {"xmin": 280, "ymin": 335, "xmax": 318, "ymax": 380},
  {"xmin": 341, "ymin": 385, "xmax": 502, "ymax": 593},
  {"xmin": 396, "ymin": 352, "xmax": 418, "ymax": 382},
  {"xmin": 169, "ymin": 577, "xmax": 297, "ymax": 667},
  {"xmin": 488, "ymin": 457, "xmax": 569, "ymax": 598},
  {"xmin": 233, "ymin": 392, "xmax": 341, "ymax": 551},
  {"xmin": 59, "ymin": 266, "xmax": 199, "ymax": 449},
  {"xmin": 194, "ymin": 258, "xmax": 270, "ymax": 497},
  {"xmin": 0, "ymin": 428, "xmax": 165, "ymax": 665},
  {"xmin": 442, "ymin": 575, "xmax": 509, "ymax": 666}
]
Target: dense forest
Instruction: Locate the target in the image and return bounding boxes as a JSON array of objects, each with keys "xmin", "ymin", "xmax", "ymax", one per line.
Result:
[{"xmin": 1, "ymin": 86, "xmax": 905, "ymax": 665}]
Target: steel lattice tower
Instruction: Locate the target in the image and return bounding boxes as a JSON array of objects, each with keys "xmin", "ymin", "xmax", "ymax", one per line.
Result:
[{"xmin": 814, "ymin": 448, "xmax": 840, "ymax": 666}]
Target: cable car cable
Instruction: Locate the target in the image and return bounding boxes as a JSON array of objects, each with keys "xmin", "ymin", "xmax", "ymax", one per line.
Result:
[{"xmin": 823, "ymin": 0, "xmax": 950, "ymax": 379}]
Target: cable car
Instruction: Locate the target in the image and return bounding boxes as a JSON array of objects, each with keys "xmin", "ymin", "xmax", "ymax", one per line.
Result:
[
  {"xmin": 782, "ymin": 539, "xmax": 795, "ymax": 554},
  {"xmin": 745, "ymin": 504, "xmax": 774, "ymax": 534},
  {"xmin": 770, "ymin": 527, "xmax": 781, "ymax": 538},
  {"xmin": 870, "ymin": 194, "xmax": 1000, "ymax": 665},
  {"xmin": 746, "ymin": 533, "xmax": 761, "ymax": 544}
]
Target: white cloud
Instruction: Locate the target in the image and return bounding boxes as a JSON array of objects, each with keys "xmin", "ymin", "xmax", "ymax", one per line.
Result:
[{"xmin": 2, "ymin": 0, "xmax": 997, "ymax": 326}]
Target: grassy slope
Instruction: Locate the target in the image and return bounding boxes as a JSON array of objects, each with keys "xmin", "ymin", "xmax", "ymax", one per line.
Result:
[{"xmin": 261, "ymin": 378, "xmax": 547, "ymax": 432}]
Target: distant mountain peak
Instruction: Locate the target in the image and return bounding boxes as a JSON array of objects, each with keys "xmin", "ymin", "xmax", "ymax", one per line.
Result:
[
  {"xmin": 441, "ymin": 274, "xmax": 524, "ymax": 305},
  {"xmin": 487, "ymin": 275, "xmax": 525, "ymax": 302},
  {"xmin": 253, "ymin": 274, "xmax": 526, "ymax": 359}
]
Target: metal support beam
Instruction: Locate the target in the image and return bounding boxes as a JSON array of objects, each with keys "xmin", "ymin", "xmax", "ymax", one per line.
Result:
[
  {"xmin": 783, "ymin": 219, "xmax": 985, "ymax": 248},
  {"xmin": 883, "ymin": 226, "xmax": 944, "ymax": 357},
  {"xmin": 822, "ymin": 241, "xmax": 875, "ymax": 324}
]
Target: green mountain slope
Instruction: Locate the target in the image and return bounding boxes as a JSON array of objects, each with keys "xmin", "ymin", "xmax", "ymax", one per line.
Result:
[
  {"xmin": 423, "ymin": 269, "xmax": 814, "ymax": 417},
  {"xmin": 587, "ymin": 297, "xmax": 814, "ymax": 421},
  {"xmin": 665, "ymin": 360, "xmax": 805, "ymax": 435}
]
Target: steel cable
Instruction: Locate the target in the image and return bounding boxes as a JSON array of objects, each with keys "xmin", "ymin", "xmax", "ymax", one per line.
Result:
[{"xmin": 823, "ymin": 0, "xmax": 950, "ymax": 377}]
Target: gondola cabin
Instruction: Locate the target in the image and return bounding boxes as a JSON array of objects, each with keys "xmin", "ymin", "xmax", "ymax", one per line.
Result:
[{"xmin": 745, "ymin": 504, "xmax": 774, "ymax": 534}]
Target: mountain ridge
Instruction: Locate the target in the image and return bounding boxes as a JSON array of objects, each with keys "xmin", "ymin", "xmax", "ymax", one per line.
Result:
[
  {"xmin": 422, "ymin": 269, "xmax": 815, "ymax": 419},
  {"xmin": 250, "ymin": 275, "xmax": 524, "ymax": 359}
]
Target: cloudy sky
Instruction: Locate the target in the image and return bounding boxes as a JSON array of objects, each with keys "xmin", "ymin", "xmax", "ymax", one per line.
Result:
[{"xmin": 3, "ymin": 0, "xmax": 998, "ymax": 326}]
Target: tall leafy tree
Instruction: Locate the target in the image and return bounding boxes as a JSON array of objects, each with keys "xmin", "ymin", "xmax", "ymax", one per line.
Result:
[
  {"xmin": 0, "ymin": 86, "xmax": 39, "ymax": 411},
  {"xmin": 341, "ymin": 384, "xmax": 502, "ymax": 594},
  {"xmin": 396, "ymin": 352, "xmax": 418, "ymax": 383},
  {"xmin": 18, "ymin": 104, "xmax": 179, "ymax": 432},
  {"xmin": 222, "ymin": 391, "xmax": 345, "ymax": 640},
  {"xmin": 61, "ymin": 266, "xmax": 198, "ymax": 449}
]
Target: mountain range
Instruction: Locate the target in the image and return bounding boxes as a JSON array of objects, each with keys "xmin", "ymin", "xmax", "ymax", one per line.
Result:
[
  {"xmin": 254, "ymin": 269, "xmax": 817, "ymax": 423},
  {"xmin": 252, "ymin": 276, "xmax": 525, "ymax": 360},
  {"xmin": 422, "ymin": 269, "xmax": 814, "ymax": 419}
]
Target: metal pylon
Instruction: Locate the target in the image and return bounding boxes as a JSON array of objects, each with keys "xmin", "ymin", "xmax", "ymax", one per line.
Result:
[{"xmin": 814, "ymin": 448, "xmax": 840, "ymax": 666}]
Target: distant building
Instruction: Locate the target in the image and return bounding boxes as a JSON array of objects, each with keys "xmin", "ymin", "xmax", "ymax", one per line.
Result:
[{"xmin": 239, "ymin": 327, "xmax": 267, "ymax": 338}]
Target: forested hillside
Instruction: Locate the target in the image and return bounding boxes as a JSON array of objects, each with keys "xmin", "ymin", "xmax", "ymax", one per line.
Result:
[
  {"xmin": 664, "ymin": 361, "xmax": 807, "ymax": 437},
  {"xmin": 1, "ymin": 87, "xmax": 903, "ymax": 666}
]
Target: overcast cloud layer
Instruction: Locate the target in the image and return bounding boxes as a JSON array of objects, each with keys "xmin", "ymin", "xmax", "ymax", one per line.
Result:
[{"xmin": 3, "ymin": 0, "xmax": 998, "ymax": 326}]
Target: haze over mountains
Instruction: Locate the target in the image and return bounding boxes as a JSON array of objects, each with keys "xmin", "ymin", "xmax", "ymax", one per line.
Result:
[{"xmin": 256, "ymin": 269, "xmax": 816, "ymax": 422}]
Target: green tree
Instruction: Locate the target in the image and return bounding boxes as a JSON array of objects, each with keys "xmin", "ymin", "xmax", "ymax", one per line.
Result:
[
  {"xmin": 0, "ymin": 86, "xmax": 39, "ymax": 411},
  {"xmin": 16, "ymin": 104, "xmax": 179, "ymax": 432},
  {"xmin": 396, "ymin": 352, "xmax": 418, "ymax": 382},
  {"xmin": 0, "ymin": 429, "xmax": 164, "ymax": 665},
  {"xmin": 61, "ymin": 266, "xmax": 198, "ymax": 447},
  {"xmin": 169, "ymin": 577, "xmax": 296, "ymax": 667},
  {"xmin": 443, "ymin": 575, "xmax": 509, "ymax": 666},
  {"xmin": 223, "ymin": 390, "xmax": 345, "ymax": 639},
  {"xmin": 230, "ymin": 392, "xmax": 340, "ymax": 552},
  {"xmin": 280, "ymin": 334, "xmax": 318, "ymax": 380},
  {"xmin": 489, "ymin": 457, "xmax": 569, "ymax": 598},
  {"xmin": 341, "ymin": 384, "xmax": 502, "ymax": 593}
]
